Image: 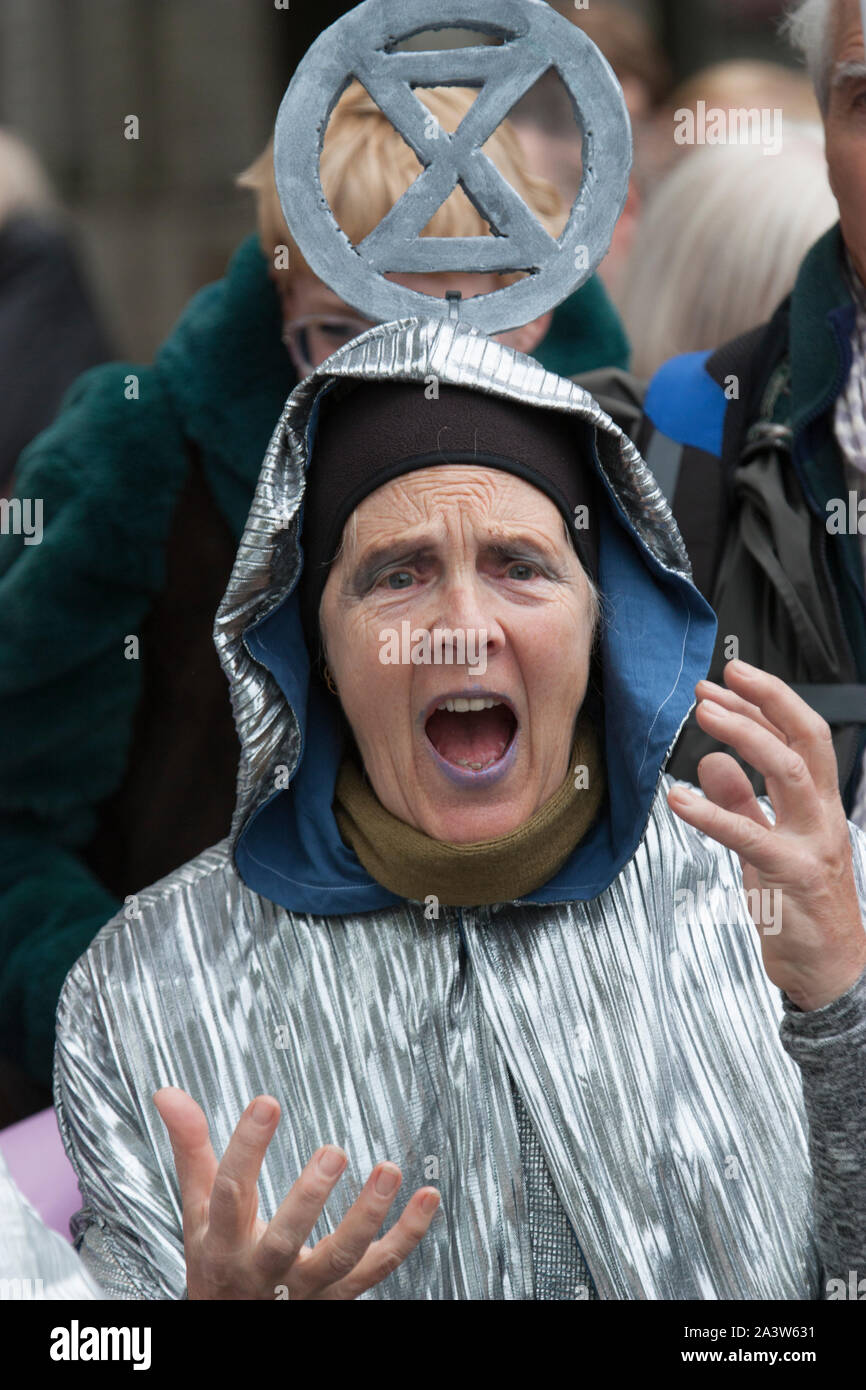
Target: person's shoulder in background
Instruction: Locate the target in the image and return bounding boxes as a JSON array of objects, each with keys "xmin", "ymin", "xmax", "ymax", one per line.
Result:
[
  {"xmin": 571, "ymin": 365, "xmax": 646, "ymax": 443},
  {"xmin": 0, "ymin": 213, "xmax": 113, "ymax": 496},
  {"xmin": 635, "ymin": 324, "xmax": 774, "ymax": 600}
]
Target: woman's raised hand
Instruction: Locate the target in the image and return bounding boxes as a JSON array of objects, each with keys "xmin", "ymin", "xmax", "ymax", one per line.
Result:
[
  {"xmin": 667, "ymin": 659, "xmax": 866, "ymax": 1011},
  {"xmin": 153, "ymin": 1086, "xmax": 440, "ymax": 1300}
]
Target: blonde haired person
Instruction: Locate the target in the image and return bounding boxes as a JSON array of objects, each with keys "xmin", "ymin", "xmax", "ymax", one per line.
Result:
[
  {"xmin": 638, "ymin": 59, "xmax": 823, "ymax": 193},
  {"xmin": 238, "ymin": 81, "xmax": 567, "ymax": 368},
  {"xmin": 620, "ymin": 125, "xmax": 838, "ymax": 378},
  {"xmin": 241, "ymin": 79, "xmax": 567, "ymax": 254},
  {"xmin": 0, "ymin": 70, "xmax": 630, "ymax": 1115}
]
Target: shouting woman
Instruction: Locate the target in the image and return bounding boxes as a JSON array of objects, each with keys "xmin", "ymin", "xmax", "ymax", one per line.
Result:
[{"xmin": 55, "ymin": 316, "xmax": 866, "ymax": 1300}]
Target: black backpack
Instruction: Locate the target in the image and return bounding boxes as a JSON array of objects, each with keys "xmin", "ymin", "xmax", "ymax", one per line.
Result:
[{"xmin": 642, "ymin": 321, "xmax": 866, "ymax": 804}]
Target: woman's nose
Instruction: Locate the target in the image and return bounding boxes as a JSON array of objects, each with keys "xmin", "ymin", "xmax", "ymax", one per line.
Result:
[{"xmin": 435, "ymin": 575, "xmax": 502, "ymax": 645}]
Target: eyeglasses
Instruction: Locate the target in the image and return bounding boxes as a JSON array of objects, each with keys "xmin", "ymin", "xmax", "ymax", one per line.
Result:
[{"xmin": 282, "ymin": 314, "xmax": 373, "ymax": 379}]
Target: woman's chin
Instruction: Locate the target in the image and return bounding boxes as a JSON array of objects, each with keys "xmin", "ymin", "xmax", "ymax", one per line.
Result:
[
  {"xmin": 412, "ymin": 771, "xmax": 533, "ymax": 844},
  {"xmin": 435, "ymin": 808, "xmax": 527, "ymax": 844}
]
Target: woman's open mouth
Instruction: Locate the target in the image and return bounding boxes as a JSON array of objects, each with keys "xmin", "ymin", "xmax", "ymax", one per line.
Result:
[{"xmin": 424, "ymin": 695, "xmax": 518, "ymax": 779}]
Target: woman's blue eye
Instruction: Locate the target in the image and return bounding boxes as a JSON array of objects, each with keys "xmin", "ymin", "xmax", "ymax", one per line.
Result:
[
  {"xmin": 386, "ymin": 571, "xmax": 414, "ymax": 589},
  {"xmin": 507, "ymin": 563, "xmax": 537, "ymax": 581}
]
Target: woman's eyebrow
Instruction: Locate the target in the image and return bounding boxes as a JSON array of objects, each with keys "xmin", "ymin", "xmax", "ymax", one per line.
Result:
[
  {"xmin": 347, "ymin": 530, "xmax": 564, "ymax": 591},
  {"xmin": 481, "ymin": 536, "xmax": 561, "ymax": 567},
  {"xmin": 348, "ymin": 543, "xmax": 436, "ymax": 591}
]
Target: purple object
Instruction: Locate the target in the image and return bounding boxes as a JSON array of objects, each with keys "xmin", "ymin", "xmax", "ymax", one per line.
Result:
[{"xmin": 0, "ymin": 1106, "xmax": 81, "ymax": 1242}]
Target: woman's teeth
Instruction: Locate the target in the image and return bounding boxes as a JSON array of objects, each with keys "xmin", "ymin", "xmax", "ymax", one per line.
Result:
[
  {"xmin": 425, "ymin": 698, "xmax": 516, "ymax": 773},
  {"xmin": 435, "ymin": 697, "xmax": 502, "ymax": 713}
]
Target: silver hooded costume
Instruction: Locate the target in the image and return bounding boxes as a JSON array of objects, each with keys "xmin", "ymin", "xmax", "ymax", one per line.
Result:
[{"xmin": 53, "ymin": 318, "xmax": 866, "ymax": 1300}]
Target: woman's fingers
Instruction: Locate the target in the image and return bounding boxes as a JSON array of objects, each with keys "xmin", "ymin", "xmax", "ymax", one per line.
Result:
[
  {"xmin": 155, "ymin": 1089, "xmax": 440, "ymax": 1300},
  {"xmin": 288, "ymin": 1160, "xmax": 408, "ymax": 1298},
  {"xmin": 667, "ymin": 781, "xmax": 788, "ymax": 877},
  {"xmin": 695, "ymin": 698, "xmax": 822, "ymax": 829},
  {"xmin": 315, "ymin": 1187, "xmax": 441, "ymax": 1300},
  {"xmin": 204, "ymin": 1096, "xmax": 281, "ymax": 1257},
  {"xmin": 153, "ymin": 1087, "xmax": 219, "ymax": 1242},
  {"xmin": 695, "ymin": 751, "xmax": 773, "ymax": 829},
  {"xmin": 251, "ymin": 1143, "xmax": 348, "ymax": 1284},
  {"xmin": 722, "ymin": 660, "xmax": 840, "ymax": 800},
  {"xmin": 695, "ymin": 678, "xmax": 786, "ymax": 743}
]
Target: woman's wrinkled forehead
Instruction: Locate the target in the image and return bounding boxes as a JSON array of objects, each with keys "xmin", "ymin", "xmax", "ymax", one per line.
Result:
[
  {"xmin": 328, "ymin": 472, "xmax": 586, "ymax": 614},
  {"xmin": 296, "ymin": 376, "xmax": 599, "ymax": 654},
  {"xmin": 339, "ymin": 465, "xmax": 578, "ymax": 557}
]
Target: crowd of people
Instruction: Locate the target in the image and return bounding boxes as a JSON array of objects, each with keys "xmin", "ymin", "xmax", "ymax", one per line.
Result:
[{"xmin": 0, "ymin": 0, "xmax": 864, "ymax": 1304}]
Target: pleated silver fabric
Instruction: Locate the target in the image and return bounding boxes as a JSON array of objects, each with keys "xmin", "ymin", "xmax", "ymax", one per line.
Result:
[
  {"xmin": 52, "ymin": 317, "xmax": 825, "ymax": 1298},
  {"xmin": 54, "ymin": 780, "xmax": 837, "ymax": 1300}
]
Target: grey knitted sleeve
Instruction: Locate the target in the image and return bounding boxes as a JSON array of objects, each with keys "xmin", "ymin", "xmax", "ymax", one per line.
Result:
[{"xmin": 779, "ymin": 964, "xmax": 866, "ymax": 1297}]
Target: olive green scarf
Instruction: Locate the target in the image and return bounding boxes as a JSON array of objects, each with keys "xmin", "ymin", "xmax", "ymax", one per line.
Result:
[{"xmin": 333, "ymin": 715, "xmax": 604, "ymax": 906}]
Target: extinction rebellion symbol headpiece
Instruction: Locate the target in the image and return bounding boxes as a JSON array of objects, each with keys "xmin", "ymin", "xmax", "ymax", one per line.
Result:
[{"xmin": 273, "ymin": 0, "xmax": 632, "ymax": 336}]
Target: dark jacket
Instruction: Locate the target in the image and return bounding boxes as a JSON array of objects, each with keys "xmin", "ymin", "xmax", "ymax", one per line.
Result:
[
  {"xmin": 0, "ymin": 214, "xmax": 111, "ymax": 492},
  {"xmin": 0, "ymin": 231, "xmax": 630, "ymax": 1091},
  {"xmin": 638, "ymin": 223, "xmax": 866, "ymax": 809}
]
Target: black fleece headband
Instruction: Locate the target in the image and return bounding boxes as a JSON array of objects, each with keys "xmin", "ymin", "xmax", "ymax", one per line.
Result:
[{"xmin": 298, "ymin": 379, "xmax": 599, "ymax": 658}]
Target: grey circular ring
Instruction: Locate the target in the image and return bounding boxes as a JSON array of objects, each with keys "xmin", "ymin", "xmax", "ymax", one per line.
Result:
[{"xmin": 273, "ymin": 0, "xmax": 632, "ymax": 335}]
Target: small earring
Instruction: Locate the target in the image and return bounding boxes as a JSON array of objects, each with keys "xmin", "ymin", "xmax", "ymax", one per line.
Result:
[{"xmin": 323, "ymin": 664, "xmax": 338, "ymax": 696}]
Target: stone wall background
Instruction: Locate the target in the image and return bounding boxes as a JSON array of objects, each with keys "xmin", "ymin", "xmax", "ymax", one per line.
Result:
[{"xmin": 0, "ymin": 0, "xmax": 353, "ymax": 358}]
